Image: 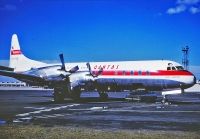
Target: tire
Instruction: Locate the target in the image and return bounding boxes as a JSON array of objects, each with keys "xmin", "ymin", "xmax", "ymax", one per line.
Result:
[
  {"xmin": 53, "ymin": 88, "xmax": 65, "ymax": 102},
  {"xmin": 99, "ymin": 92, "xmax": 108, "ymax": 101},
  {"xmin": 70, "ymin": 87, "xmax": 81, "ymax": 100}
]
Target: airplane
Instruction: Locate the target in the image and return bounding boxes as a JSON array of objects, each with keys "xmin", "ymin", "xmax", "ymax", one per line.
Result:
[{"xmin": 0, "ymin": 34, "xmax": 196, "ymax": 102}]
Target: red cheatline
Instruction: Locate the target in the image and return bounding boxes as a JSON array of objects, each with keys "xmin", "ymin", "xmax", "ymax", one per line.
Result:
[{"xmin": 100, "ymin": 70, "xmax": 192, "ymax": 76}]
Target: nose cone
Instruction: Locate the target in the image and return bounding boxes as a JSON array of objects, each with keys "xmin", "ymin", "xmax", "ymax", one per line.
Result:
[
  {"xmin": 182, "ymin": 71, "xmax": 196, "ymax": 89},
  {"xmin": 193, "ymin": 76, "xmax": 197, "ymax": 84}
]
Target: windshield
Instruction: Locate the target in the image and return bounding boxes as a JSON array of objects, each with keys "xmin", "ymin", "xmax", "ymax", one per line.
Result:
[{"xmin": 176, "ymin": 66, "xmax": 184, "ymax": 70}]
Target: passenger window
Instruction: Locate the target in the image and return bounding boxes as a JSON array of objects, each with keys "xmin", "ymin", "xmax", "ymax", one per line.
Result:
[
  {"xmin": 138, "ymin": 71, "xmax": 142, "ymax": 75},
  {"xmin": 167, "ymin": 67, "xmax": 171, "ymax": 70},
  {"xmin": 172, "ymin": 67, "xmax": 176, "ymax": 70},
  {"xmin": 146, "ymin": 71, "xmax": 150, "ymax": 75},
  {"xmin": 130, "ymin": 71, "xmax": 134, "ymax": 75}
]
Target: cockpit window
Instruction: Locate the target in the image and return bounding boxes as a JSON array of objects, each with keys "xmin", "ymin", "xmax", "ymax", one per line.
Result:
[
  {"xmin": 167, "ymin": 67, "xmax": 171, "ymax": 70},
  {"xmin": 176, "ymin": 66, "xmax": 184, "ymax": 70},
  {"xmin": 167, "ymin": 66, "xmax": 177, "ymax": 70},
  {"xmin": 172, "ymin": 67, "xmax": 176, "ymax": 70}
]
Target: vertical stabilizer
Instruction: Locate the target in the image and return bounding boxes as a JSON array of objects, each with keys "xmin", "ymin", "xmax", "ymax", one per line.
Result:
[{"xmin": 9, "ymin": 34, "xmax": 47, "ymax": 72}]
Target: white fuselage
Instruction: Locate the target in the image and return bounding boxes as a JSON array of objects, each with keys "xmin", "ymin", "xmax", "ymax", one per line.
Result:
[{"xmin": 58, "ymin": 60, "xmax": 195, "ymax": 91}]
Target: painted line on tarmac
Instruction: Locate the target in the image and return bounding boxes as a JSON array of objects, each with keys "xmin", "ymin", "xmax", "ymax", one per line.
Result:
[
  {"xmin": 16, "ymin": 104, "xmax": 80, "ymax": 117},
  {"xmin": 34, "ymin": 114, "xmax": 72, "ymax": 119},
  {"xmin": 67, "ymin": 108, "xmax": 200, "ymax": 113},
  {"xmin": 14, "ymin": 114, "xmax": 72, "ymax": 122},
  {"xmin": 24, "ymin": 107, "xmax": 46, "ymax": 110},
  {"xmin": 101, "ymin": 110, "xmax": 200, "ymax": 113}
]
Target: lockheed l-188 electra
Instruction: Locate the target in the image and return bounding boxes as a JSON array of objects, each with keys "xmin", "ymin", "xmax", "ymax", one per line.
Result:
[{"xmin": 0, "ymin": 34, "xmax": 196, "ymax": 102}]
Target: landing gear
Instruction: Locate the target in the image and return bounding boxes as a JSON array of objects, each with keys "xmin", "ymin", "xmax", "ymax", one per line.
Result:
[
  {"xmin": 161, "ymin": 95, "xmax": 166, "ymax": 104},
  {"xmin": 53, "ymin": 86, "xmax": 82, "ymax": 102},
  {"xmin": 99, "ymin": 92, "xmax": 108, "ymax": 101},
  {"xmin": 53, "ymin": 88, "xmax": 65, "ymax": 102},
  {"xmin": 70, "ymin": 87, "xmax": 81, "ymax": 101},
  {"xmin": 180, "ymin": 84, "xmax": 185, "ymax": 94},
  {"xmin": 181, "ymin": 88, "xmax": 185, "ymax": 94}
]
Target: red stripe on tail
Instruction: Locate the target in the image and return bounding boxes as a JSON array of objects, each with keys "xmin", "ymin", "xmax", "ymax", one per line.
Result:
[{"xmin": 11, "ymin": 50, "xmax": 22, "ymax": 55}]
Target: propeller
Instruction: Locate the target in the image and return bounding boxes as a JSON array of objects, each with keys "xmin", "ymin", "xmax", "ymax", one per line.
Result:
[
  {"xmin": 59, "ymin": 54, "xmax": 66, "ymax": 71},
  {"xmin": 86, "ymin": 62, "xmax": 103, "ymax": 77},
  {"xmin": 69, "ymin": 65, "xmax": 79, "ymax": 73},
  {"xmin": 59, "ymin": 53, "xmax": 79, "ymax": 73}
]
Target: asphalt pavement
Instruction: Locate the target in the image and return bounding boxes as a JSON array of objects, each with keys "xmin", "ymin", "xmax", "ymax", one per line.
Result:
[{"xmin": 0, "ymin": 90, "xmax": 200, "ymax": 131}]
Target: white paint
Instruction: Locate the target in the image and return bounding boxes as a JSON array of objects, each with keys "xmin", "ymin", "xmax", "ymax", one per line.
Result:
[
  {"xmin": 24, "ymin": 107, "xmax": 46, "ymax": 110},
  {"xmin": 162, "ymin": 89, "xmax": 182, "ymax": 95},
  {"xmin": 13, "ymin": 119, "xmax": 23, "ymax": 123},
  {"xmin": 90, "ymin": 106, "xmax": 108, "ymax": 110},
  {"xmin": 16, "ymin": 104, "xmax": 79, "ymax": 117}
]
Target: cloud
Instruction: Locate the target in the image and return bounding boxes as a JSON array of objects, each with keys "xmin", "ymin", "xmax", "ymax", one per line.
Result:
[
  {"xmin": 189, "ymin": 6, "xmax": 200, "ymax": 13},
  {"xmin": 166, "ymin": 5, "xmax": 186, "ymax": 14},
  {"xmin": 166, "ymin": 0, "xmax": 200, "ymax": 15},
  {"xmin": 0, "ymin": 4, "xmax": 17, "ymax": 11},
  {"xmin": 177, "ymin": 0, "xmax": 200, "ymax": 5}
]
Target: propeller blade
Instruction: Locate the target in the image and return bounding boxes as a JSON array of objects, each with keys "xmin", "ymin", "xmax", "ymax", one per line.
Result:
[
  {"xmin": 86, "ymin": 62, "xmax": 103, "ymax": 77},
  {"xmin": 86, "ymin": 62, "xmax": 91, "ymax": 72},
  {"xmin": 69, "ymin": 65, "xmax": 79, "ymax": 73},
  {"xmin": 97, "ymin": 67, "xmax": 103, "ymax": 76},
  {"xmin": 59, "ymin": 54, "xmax": 66, "ymax": 71}
]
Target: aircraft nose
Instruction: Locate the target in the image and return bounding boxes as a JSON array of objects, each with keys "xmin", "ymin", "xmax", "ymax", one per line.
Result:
[{"xmin": 193, "ymin": 75, "xmax": 197, "ymax": 84}]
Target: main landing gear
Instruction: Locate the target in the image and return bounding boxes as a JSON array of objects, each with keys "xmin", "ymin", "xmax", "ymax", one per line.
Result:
[
  {"xmin": 99, "ymin": 91, "xmax": 108, "ymax": 101},
  {"xmin": 70, "ymin": 87, "xmax": 81, "ymax": 101},
  {"xmin": 53, "ymin": 88, "xmax": 65, "ymax": 102},
  {"xmin": 53, "ymin": 87, "xmax": 82, "ymax": 102}
]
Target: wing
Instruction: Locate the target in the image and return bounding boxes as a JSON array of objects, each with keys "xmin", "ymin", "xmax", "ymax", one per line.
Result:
[
  {"xmin": 0, "ymin": 70, "xmax": 45, "ymax": 85},
  {"xmin": 0, "ymin": 66, "xmax": 14, "ymax": 71}
]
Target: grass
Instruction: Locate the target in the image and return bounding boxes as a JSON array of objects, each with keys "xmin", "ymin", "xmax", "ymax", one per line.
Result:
[{"xmin": 0, "ymin": 125, "xmax": 199, "ymax": 139}]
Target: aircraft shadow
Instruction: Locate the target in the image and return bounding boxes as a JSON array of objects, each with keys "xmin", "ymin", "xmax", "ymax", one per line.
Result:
[{"xmin": 31, "ymin": 97, "xmax": 126, "ymax": 105}]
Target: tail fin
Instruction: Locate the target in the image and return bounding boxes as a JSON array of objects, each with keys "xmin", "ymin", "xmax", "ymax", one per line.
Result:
[{"xmin": 9, "ymin": 34, "xmax": 47, "ymax": 72}]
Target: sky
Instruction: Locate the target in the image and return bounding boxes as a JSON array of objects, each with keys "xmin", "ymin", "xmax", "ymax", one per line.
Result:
[{"xmin": 0, "ymin": 0, "xmax": 200, "ymax": 80}]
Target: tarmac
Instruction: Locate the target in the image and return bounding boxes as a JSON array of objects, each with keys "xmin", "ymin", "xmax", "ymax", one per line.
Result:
[{"xmin": 0, "ymin": 86, "xmax": 200, "ymax": 131}]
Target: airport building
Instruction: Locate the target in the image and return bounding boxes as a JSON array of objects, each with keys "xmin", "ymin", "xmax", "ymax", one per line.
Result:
[{"xmin": 0, "ymin": 81, "xmax": 26, "ymax": 87}]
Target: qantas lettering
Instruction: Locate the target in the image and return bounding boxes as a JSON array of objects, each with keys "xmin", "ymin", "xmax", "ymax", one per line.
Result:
[{"xmin": 93, "ymin": 65, "xmax": 119, "ymax": 70}]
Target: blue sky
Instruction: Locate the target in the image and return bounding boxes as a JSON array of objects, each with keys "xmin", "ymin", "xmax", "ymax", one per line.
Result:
[{"xmin": 0, "ymin": 0, "xmax": 200, "ymax": 77}]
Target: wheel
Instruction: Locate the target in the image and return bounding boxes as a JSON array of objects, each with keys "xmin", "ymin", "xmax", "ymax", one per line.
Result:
[
  {"xmin": 53, "ymin": 88, "xmax": 65, "ymax": 102},
  {"xmin": 53, "ymin": 92, "xmax": 64, "ymax": 102},
  {"xmin": 99, "ymin": 92, "xmax": 108, "ymax": 101},
  {"xmin": 70, "ymin": 87, "xmax": 81, "ymax": 100}
]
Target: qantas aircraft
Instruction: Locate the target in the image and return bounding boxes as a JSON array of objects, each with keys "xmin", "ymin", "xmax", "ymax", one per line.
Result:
[{"xmin": 0, "ymin": 34, "xmax": 196, "ymax": 102}]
